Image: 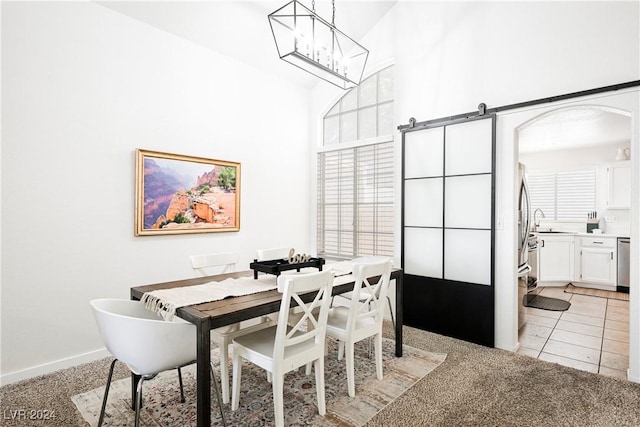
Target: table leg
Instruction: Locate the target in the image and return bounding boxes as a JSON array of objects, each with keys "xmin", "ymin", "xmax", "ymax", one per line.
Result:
[
  {"xmin": 196, "ymin": 320, "xmax": 211, "ymax": 427},
  {"xmin": 395, "ymin": 274, "xmax": 403, "ymax": 357}
]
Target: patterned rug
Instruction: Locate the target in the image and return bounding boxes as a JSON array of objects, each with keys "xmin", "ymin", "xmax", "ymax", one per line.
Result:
[
  {"xmin": 72, "ymin": 337, "xmax": 445, "ymax": 426},
  {"xmin": 564, "ymin": 284, "xmax": 630, "ymax": 301}
]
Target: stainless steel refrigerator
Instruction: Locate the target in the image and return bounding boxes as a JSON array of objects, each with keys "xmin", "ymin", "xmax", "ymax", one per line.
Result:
[
  {"xmin": 518, "ymin": 163, "xmax": 532, "ymax": 276},
  {"xmin": 517, "ymin": 163, "xmax": 531, "ymax": 329}
]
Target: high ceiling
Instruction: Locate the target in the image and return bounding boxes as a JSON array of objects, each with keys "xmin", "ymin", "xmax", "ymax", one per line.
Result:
[
  {"xmin": 98, "ymin": 2, "xmax": 631, "ymax": 152},
  {"xmin": 98, "ymin": 1, "xmax": 397, "ymax": 89}
]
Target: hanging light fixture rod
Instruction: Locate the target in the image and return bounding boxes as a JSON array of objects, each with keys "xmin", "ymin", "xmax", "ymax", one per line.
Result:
[{"xmin": 268, "ymin": 0, "xmax": 369, "ymax": 89}]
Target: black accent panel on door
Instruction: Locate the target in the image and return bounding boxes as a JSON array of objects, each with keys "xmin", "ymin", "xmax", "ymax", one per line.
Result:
[{"xmin": 404, "ymin": 274, "xmax": 494, "ymax": 347}]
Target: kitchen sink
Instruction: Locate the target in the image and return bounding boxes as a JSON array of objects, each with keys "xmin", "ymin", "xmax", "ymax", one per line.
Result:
[{"xmin": 535, "ymin": 231, "xmax": 575, "ymax": 234}]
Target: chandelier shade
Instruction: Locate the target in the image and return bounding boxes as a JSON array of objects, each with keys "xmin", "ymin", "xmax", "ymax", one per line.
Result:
[{"xmin": 268, "ymin": 0, "xmax": 369, "ymax": 89}]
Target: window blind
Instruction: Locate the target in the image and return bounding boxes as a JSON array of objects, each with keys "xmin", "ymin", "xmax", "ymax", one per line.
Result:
[
  {"xmin": 527, "ymin": 168, "xmax": 596, "ymax": 221},
  {"xmin": 317, "ymin": 142, "xmax": 394, "ymax": 258}
]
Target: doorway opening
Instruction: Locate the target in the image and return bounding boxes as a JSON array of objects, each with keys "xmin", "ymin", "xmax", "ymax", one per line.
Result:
[{"xmin": 515, "ymin": 105, "xmax": 632, "ymax": 379}]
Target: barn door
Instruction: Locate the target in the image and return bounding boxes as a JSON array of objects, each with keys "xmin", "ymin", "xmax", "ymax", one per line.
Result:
[{"xmin": 401, "ymin": 114, "xmax": 496, "ymax": 346}]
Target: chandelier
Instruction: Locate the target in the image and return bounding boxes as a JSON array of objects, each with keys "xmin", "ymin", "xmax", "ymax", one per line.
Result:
[{"xmin": 268, "ymin": 0, "xmax": 369, "ymax": 89}]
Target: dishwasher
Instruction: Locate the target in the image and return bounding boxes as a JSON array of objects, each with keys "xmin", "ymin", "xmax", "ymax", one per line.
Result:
[{"xmin": 617, "ymin": 237, "xmax": 630, "ymax": 293}]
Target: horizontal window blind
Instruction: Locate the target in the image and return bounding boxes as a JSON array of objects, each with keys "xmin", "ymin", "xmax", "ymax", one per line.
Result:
[
  {"xmin": 527, "ymin": 168, "xmax": 596, "ymax": 221},
  {"xmin": 317, "ymin": 142, "xmax": 394, "ymax": 258}
]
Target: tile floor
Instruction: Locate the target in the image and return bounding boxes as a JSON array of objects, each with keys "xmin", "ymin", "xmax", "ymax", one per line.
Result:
[{"xmin": 517, "ymin": 285, "xmax": 630, "ymax": 380}]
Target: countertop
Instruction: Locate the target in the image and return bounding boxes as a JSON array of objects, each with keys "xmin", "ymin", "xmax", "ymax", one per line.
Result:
[{"xmin": 533, "ymin": 231, "xmax": 630, "ymax": 239}]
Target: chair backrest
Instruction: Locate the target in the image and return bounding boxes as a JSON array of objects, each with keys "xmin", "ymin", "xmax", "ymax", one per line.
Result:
[
  {"xmin": 346, "ymin": 258, "xmax": 393, "ymax": 331},
  {"xmin": 273, "ymin": 270, "xmax": 335, "ymax": 361},
  {"xmin": 190, "ymin": 251, "xmax": 239, "ymax": 276},
  {"xmin": 256, "ymin": 247, "xmax": 292, "ymax": 261},
  {"xmin": 90, "ymin": 299, "xmax": 196, "ymax": 375}
]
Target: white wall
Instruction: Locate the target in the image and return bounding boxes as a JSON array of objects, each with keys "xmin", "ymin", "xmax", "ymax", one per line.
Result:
[
  {"xmin": 1, "ymin": 2, "xmax": 312, "ymax": 383},
  {"xmin": 393, "ymin": 1, "xmax": 638, "ymax": 122}
]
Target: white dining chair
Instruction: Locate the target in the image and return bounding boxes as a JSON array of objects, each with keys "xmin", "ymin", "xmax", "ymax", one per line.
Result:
[
  {"xmin": 325, "ymin": 258, "xmax": 392, "ymax": 397},
  {"xmin": 90, "ymin": 299, "xmax": 226, "ymax": 427},
  {"xmin": 256, "ymin": 247, "xmax": 291, "ymax": 262},
  {"xmin": 230, "ymin": 270, "xmax": 335, "ymax": 427},
  {"xmin": 256, "ymin": 247, "xmax": 319, "ymax": 376},
  {"xmin": 189, "ymin": 251, "xmax": 274, "ymax": 404},
  {"xmin": 190, "ymin": 251, "xmax": 238, "ymax": 276},
  {"xmin": 331, "ymin": 256, "xmax": 396, "ymax": 338}
]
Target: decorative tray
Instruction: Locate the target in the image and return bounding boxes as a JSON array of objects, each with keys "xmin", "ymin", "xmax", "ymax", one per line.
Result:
[{"xmin": 250, "ymin": 257, "xmax": 325, "ymax": 279}]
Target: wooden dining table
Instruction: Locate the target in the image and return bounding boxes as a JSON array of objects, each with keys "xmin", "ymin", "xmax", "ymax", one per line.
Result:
[{"xmin": 130, "ymin": 268, "xmax": 404, "ymax": 427}]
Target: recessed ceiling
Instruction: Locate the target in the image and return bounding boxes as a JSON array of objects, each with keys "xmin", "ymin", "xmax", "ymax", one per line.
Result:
[
  {"xmin": 97, "ymin": 1, "xmax": 397, "ymax": 89},
  {"xmin": 518, "ymin": 107, "xmax": 631, "ymax": 153}
]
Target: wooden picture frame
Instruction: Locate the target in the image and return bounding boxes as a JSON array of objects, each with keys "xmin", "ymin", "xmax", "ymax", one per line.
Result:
[{"xmin": 135, "ymin": 149, "xmax": 240, "ymax": 236}]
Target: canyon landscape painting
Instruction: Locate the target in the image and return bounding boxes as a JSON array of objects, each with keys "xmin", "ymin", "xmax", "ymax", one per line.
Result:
[{"xmin": 135, "ymin": 149, "xmax": 240, "ymax": 235}]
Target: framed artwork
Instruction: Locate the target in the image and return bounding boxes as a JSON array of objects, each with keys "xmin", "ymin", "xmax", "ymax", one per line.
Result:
[{"xmin": 135, "ymin": 149, "xmax": 240, "ymax": 236}]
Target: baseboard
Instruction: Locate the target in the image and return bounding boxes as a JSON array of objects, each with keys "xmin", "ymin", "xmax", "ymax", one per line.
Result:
[
  {"xmin": 0, "ymin": 348, "xmax": 110, "ymax": 386},
  {"xmin": 628, "ymin": 369, "xmax": 640, "ymax": 384},
  {"xmin": 495, "ymin": 340, "xmax": 520, "ymax": 353}
]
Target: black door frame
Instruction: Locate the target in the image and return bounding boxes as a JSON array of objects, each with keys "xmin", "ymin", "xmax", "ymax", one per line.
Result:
[{"xmin": 400, "ymin": 113, "xmax": 496, "ymax": 347}]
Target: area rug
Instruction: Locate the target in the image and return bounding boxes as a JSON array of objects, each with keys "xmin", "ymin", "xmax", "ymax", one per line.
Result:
[
  {"xmin": 564, "ymin": 284, "xmax": 630, "ymax": 301},
  {"xmin": 72, "ymin": 337, "xmax": 445, "ymax": 427},
  {"xmin": 524, "ymin": 294, "xmax": 571, "ymax": 311}
]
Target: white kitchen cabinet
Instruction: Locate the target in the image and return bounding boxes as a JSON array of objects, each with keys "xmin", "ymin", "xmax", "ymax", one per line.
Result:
[
  {"xmin": 537, "ymin": 234, "xmax": 574, "ymax": 283},
  {"xmin": 607, "ymin": 161, "xmax": 631, "ymax": 209},
  {"xmin": 575, "ymin": 236, "xmax": 617, "ymax": 289}
]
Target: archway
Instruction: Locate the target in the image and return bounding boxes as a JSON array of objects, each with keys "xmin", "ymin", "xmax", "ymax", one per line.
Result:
[
  {"xmin": 493, "ymin": 89, "xmax": 639, "ymax": 383},
  {"xmin": 516, "ymin": 105, "xmax": 631, "ymax": 377}
]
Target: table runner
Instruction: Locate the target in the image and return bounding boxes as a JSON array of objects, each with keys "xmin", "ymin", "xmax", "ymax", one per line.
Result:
[{"xmin": 141, "ymin": 276, "xmax": 277, "ymax": 320}]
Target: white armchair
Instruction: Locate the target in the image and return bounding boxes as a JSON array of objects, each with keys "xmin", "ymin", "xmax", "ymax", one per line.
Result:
[{"xmin": 90, "ymin": 298, "xmax": 226, "ymax": 427}]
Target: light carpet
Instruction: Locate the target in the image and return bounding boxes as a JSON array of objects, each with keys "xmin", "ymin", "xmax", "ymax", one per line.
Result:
[
  {"xmin": 564, "ymin": 284, "xmax": 629, "ymax": 301},
  {"xmin": 72, "ymin": 337, "xmax": 445, "ymax": 427}
]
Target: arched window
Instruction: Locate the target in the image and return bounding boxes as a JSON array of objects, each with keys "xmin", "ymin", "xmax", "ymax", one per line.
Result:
[{"xmin": 317, "ymin": 66, "xmax": 394, "ymax": 258}]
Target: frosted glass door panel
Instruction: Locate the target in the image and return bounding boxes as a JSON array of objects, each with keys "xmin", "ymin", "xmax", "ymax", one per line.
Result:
[
  {"xmin": 444, "ymin": 174, "xmax": 492, "ymax": 229},
  {"xmin": 445, "ymin": 120, "xmax": 492, "ymax": 176},
  {"xmin": 404, "ymin": 178, "xmax": 443, "ymax": 227},
  {"xmin": 404, "ymin": 127, "xmax": 444, "ymax": 178},
  {"xmin": 444, "ymin": 229, "xmax": 491, "ymax": 285},
  {"xmin": 404, "ymin": 228, "xmax": 443, "ymax": 278}
]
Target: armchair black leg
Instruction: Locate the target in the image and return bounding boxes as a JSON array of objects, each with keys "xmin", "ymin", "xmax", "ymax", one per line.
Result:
[
  {"xmin": 97, "ymin": 359, "xmax": 118, "ymax": 427},
  {"xmin": 134, "ymin": 376, "xmax": 148, "ymax": 427},
  {"xmin": 177, "ymin": 367, "xmax": 186, "ymax": 403},
  {"xmin": 210, "ymin": 363, "xmax": 227, "ymax": 427}
]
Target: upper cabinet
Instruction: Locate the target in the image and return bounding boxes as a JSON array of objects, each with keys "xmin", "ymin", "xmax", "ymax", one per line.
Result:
[{"xmin": 607, "ymin": 160, "xmax": 631, "ymax": 209}]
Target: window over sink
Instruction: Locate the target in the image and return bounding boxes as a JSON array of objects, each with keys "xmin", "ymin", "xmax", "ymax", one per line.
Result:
[{"xmin": 527, "ymin": 167, "xmax": 596, "ymax": 221}]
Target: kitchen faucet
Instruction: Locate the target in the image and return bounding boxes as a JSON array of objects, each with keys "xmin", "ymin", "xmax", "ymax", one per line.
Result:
[{"xmin": 533, "ymin": 208, "xmax": 546, "ymax": 230}]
